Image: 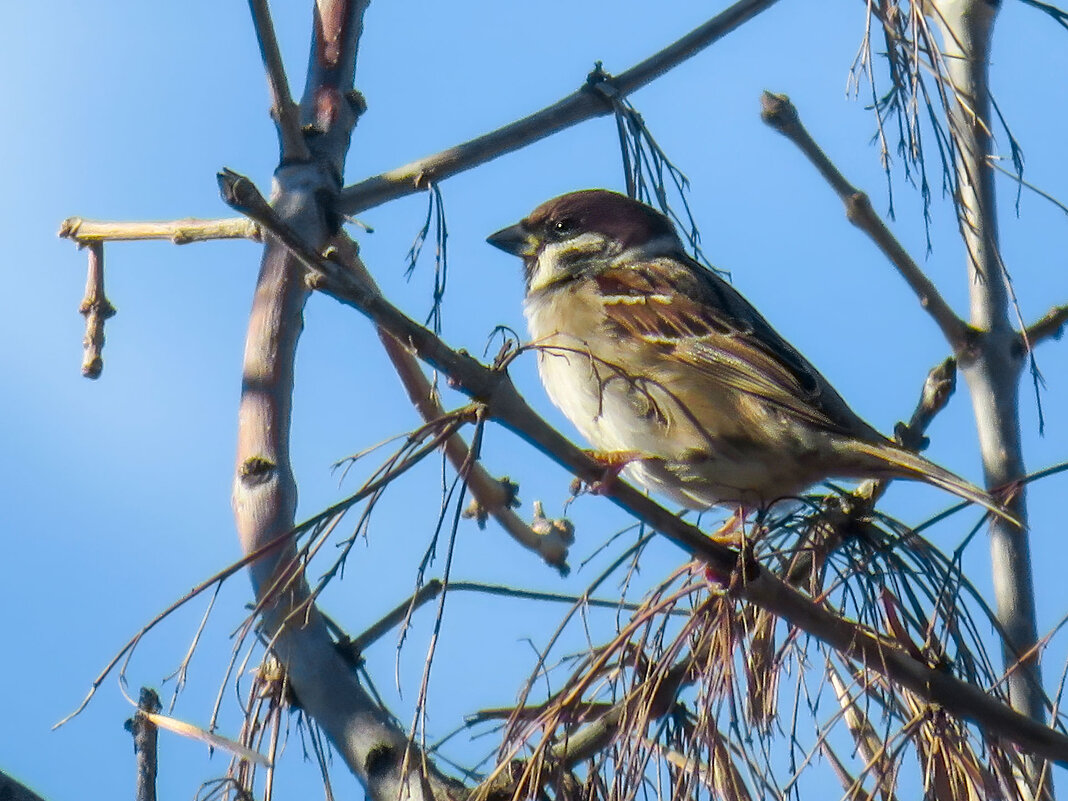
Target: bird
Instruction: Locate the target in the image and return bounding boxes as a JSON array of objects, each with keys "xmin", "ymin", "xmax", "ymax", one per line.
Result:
[{"xmin": 486, "ymin": 188, "xmax": 1009, "ymax": 522}]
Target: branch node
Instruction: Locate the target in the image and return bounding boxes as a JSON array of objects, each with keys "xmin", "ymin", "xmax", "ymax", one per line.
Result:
[
  {"xmin": 462, "ymin": 476, "xmax": 520, "ymax": 528},
  {"xmin": 239, "ymin": 456, "xmax": 277, "ymax": 485},
  {"xmin": 530, "ymin": 500, "xmax": 575, "ymax": 546},
  {"xmin": 79, "ymin": 243, "xmax": 116, "ymax": 379},
  {"xmin": 759, "ymin": 90, "xmax": 798, "ymax": 134},
  {"xmin": 363, "ymin": 743, "xmax": 397, "ymax": 778},
  {"xmin": 584, "ymin": 61, "xmax": 621, "ymax": 110},
  {"xmin": 124, "ymin": 687, "xmax": 161, "ymax": 801},
  {"xmin": 844, "ymin": 191, "xmax": 872, "ymax": 226},
  {"xmin": 345, "ymin": 89, "xmax": 368, "ymax": 119},
  {"xmin": 58, "ymin": 216, "xmax": 83, "ymax": 240}
]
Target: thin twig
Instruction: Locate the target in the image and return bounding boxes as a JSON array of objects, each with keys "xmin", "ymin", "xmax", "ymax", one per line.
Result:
[
  {"xmin": 78, "ymin": 243, "xmax": 115, "ymax": 379},
  {"xmin": 1021, "ymin": 304, "xmax": 1068, "ymax": 349},
  {"xmin": 349, "ymin": 579, "xmax": 689, "ymax": 655},
  {"xmin": 335, "ymin": 0, "xmax": 783, "ymax": 215},
  {"xmin": 329, "ymin": 234, "xmax": 572, "ymax": 572},
  {"xmin": 987, "ymin": 157, "xmax": 1068, "ymax": 217},
  {"xmin": 759, "ymin": 91, "xmax": 972, "ymax": 355}
]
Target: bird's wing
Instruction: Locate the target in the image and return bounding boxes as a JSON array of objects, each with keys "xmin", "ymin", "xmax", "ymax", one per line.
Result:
[{"xmin": 595, "ymin": 257, "xmax": 873, "ymax": 437}]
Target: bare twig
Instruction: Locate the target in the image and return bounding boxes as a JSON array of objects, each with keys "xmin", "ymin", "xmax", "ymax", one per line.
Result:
[
  {"xmin": 1022, "ymin": 304, "xmax": 1068, "ymax": 349},
  {"xmin": 760, "ymin": 91, "xmax": 972, "ymax": 355},
  {"xmin": 218, "ymin": 167, "xmax": 1068, "ymax": 765},
  {"xmin": 350, "ymin": 579, "xmax": 684, "ymax": 655},
  {"xmin": 77, "ymin": 243, "xmax": 115, "ymax": 379},
  {"xmin": 328, "ymin": 234, "xmax": 573, "ymax": 572},
  {"xmin": 248, "ymin": 0, "xmax": 311, "ymax": 162},
  {"xmin": 335, "ymin": 0, "xmax": 783, "ymax": 215},
  {"xmin": 987, "ymin": 157, "xmax": 1068, "ymax": 218},
  {"xmin": 59, "ymin": 216, "xmax": 259, "ymax": 245},
  {"xmin": 784, "ymin": 357, "xmax": 961, "ymax": 586}
]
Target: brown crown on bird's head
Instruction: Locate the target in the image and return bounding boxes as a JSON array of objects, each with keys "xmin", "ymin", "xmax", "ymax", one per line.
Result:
[{"xmin": 487, "ymin": 190, "xmax": 679, "ymax": 285}]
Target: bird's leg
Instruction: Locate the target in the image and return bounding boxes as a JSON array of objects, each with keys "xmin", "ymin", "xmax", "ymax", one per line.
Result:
[
  {"xmin": 582, "ymin": 449, "xmax": 646, "ymax": 495},
  {"xmin": 708, "ymin": 506, "xmax": 750, "ymax": 547},
  {"xmin": 703, "ymin": 506, "xmax": 751, "ymax": 585}
]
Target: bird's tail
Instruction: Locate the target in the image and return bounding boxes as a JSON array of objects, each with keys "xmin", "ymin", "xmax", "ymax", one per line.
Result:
[{"xmin": 851, "ymin": 440, "xmax": 1019, "ymax": 527}]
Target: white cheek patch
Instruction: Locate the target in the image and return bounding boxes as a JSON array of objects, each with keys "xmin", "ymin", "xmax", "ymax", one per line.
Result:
[{"xmin": 527, "ymin": 234, "xmax": 610, "ymax": 293}]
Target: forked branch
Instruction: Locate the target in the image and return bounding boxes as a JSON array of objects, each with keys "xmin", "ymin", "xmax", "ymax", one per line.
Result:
[
  {"xmin": 760, "ymin": 91, "xmax": 973, "ymax": 355},
  {"xmin": 336, "ymin": 0, "xmax": 783, "ymax": 215}
]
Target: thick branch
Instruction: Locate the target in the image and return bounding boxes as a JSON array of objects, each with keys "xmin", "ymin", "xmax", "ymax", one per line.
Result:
[
  {"xmin": 335, "ymin": 0, "xmax": 782, "ymax": 216},
  {"xmin": 930, "ymin": 0, "xmax": 1044, "ymax": 733},
  {"xmin": 124, "ymin": 688, "xmax": 161, "ymax": 801},
  {"xmin": 219, "ymin": 169, "xmax": 1068, "ymax": 765},
  {"xmin": 760, "ymin": 91, "xmax": 972, "ymax": 355},
  {"xmin": 230, "ymin": 3, "xmax": 464, "ymax": 800},
  {"xmin": 0, "ymin": 773, "xmax": 48, "ymax": 801}
]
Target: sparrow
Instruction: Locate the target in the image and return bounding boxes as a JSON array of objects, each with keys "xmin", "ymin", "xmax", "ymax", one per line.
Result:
[{"xmin": 487, "ymin": 189, "xmax": 1007, "ymax": 520}]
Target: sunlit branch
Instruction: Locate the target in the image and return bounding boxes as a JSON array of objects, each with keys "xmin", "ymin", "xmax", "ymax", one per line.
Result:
[
  {"xmin": 77, "ymin": 243, "xmax": 115, "ymax": 379},
  {"xmin": 247, "ymin": 0, "xmax": 311, "ymax": 162},
  {"xmin": 59, "ymin": 216, "xmax": 260, "ymax": 245},
  {"xmin": 760, "ymin": 91, "xmax": 972, "ymax": 356},
  {"xmin": 335, "ymin": 0, "xmax": 783, "ymax": 215},
  {"xmin": 328, "ymin": 234, "xmax": 573, "ymax": 572}
]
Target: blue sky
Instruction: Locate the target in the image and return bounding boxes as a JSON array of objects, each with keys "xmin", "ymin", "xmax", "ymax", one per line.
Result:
[{"xmin": 3, "ymin": 1, "xmax": 1067, "ymax": 798}]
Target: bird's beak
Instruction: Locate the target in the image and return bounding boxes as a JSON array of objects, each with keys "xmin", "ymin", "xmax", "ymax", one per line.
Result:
[{"xmin": 487, "ymin": 223, "xmax": 537, "ymax": 258}]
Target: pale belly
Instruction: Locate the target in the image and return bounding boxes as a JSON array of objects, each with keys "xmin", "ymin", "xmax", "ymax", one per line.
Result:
[{"xmin": 532, "ymin": 330, "xmax": 823, "ymax": 510}]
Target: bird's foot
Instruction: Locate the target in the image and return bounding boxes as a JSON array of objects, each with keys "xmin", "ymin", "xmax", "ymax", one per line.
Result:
[
  {"xmin": 582, "ymin": 449, "xmax": 645, "ymax": 495},
  {"xmin": 707, "ymin": 507, "xmax": 751, "ymax": 548},
  {"xmin": 703, "ymin": 506, "xmax": 751, "ymax": 584}
]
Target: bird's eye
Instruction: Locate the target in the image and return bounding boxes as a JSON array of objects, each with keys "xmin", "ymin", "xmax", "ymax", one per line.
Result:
[{"xmin": 550, "ymin": 217, "xmax": 578, "ymax": 238}]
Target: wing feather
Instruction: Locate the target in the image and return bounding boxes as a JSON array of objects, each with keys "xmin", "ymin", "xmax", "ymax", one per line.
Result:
[{"xmin": 596, "ymin": 257, "xmax": 873, "ymax": 438}]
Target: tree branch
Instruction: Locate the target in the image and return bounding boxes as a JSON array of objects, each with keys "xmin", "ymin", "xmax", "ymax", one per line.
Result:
[
  {"xmin": 929, "ymin": 0, "xmax": 1045, "ymax": 737},
  {"xmin": 759, "ymin": 91, "xmax": 972, "ymax": 355},
  {"xmin": 335, "ymin": 0, "xmax": 783, "ymax": 216},
  {"xmin": 1021, "ymin": 304, "xmax": 1068, "ymax": 349},
  {"xmin": 229, "ymin": 3, "xmax": 465, "ymax": 800},
  {"xmin": 0, "ymin": 773, "xmax": 49, "ymax": 801},
  {"xmin": 328, "ymin": 234, "xmax": 572, "ymax": 572},
  {"xmin": 77, "ymin": 243, "xmax": 115, "ymax": 379},
  {"xmin": 248, "ymin": 0, "xmax": 311, "ymax": 163},
  {"xmin": 218, "ymin": 168, "xmax": 1068, "ymax": 765},
  {"xmin": 58, "ymin": 216, "xmax": 259, "ymax": 245}
]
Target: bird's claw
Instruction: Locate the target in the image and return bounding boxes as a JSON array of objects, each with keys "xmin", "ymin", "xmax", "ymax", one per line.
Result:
[{"xmin": 583, "ymin": 449, "xmax": 645, "ymax": 495}]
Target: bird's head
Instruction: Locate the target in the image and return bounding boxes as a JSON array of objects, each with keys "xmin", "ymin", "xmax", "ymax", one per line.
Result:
[{"xmin": 487, "ymin": 190, "xmax": 681, "ymax": 294}]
